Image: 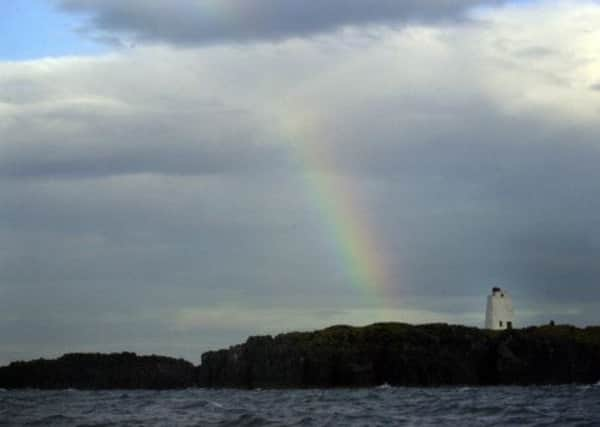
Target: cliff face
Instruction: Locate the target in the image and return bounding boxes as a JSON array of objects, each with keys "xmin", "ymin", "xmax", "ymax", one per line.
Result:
[
  {"xmin": 197, "ymin": 323, "xmax": 600, "ymax": 388},
  {"xmin": 2, "ymin": 324, "xmax": 599, "ymax": 389},
  {"xmin": 0, "ymin": 352, "xmax": 195, "ymax": 389}
]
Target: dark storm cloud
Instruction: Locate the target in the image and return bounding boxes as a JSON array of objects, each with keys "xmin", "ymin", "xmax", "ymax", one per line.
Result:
[
  {"xmin": 0, "ymin": 124, "xmax": 288, "ymax": 180},
  {"xmin": 361, "ymin": 134, "xmax": 600, "ymax": 304},
  {"xmin": 3, "ymin": 1, "xmax": 600, "ymax": 365},
  {"xmin": 56, "ymin": 0, "xmax": 504, "ymax": 45},
  {"xmin": 0, "ymin": 100, "xmax": 289, "ymax": 180}
]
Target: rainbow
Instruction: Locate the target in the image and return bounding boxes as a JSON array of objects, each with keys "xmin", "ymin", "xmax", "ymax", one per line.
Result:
[
  {"xmin": 278, "ymin": 112, "xmax": 391, "ymax": 305},
  {"xmin": 195, "ymin": 1, "xmax": 393, "ymax": 304}
]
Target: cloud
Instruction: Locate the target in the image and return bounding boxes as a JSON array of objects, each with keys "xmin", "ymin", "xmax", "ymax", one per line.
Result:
[
  {"xmin": 3, "ymin": 1, "xmax": 600, "ymax": 365},
  {"xmin": 0, "ymin": 52, "xmax": 290, "ymax": 180},
  {"xmin": 56, "ymin": 0, "xmax": 505, "ymax": 45}
]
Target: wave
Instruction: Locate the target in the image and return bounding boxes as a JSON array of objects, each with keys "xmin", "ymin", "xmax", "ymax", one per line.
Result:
[
  {"xmin": 24, "ymin": 414, "xmax": 77, "ymax": 426},
  {"xmin": 219, "ymin": 413, "xmax": 273, "ymax": 427},
  {"xmin": 209, "ymin": 400, "xmax": 224, "ymax": 408},
  {"xmin": 2, "ymin": 386, "xmax": 599, "ymax": 426},
  {"xmin": 176, "ymin": 400, "xmax": 210, "ymax": 410}
]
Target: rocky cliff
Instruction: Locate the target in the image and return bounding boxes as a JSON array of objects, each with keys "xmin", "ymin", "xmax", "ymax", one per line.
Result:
[
  {"xmin": 198, "ymin": 323, "xmax": 600, "ymax": 388},
  {"xmin": 2, "ymin": 324, "xmax": 599, "ymax": 389}
]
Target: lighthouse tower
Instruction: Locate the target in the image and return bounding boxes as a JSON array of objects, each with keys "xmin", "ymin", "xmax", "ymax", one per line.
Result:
[{"xmin": 485, "ymin": 287, "xmax": 514, "ymax": 330}]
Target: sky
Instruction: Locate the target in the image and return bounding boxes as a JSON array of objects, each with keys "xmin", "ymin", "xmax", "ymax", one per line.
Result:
[{"xmin": 1, "ymin": 0, "xmax": 600, "ymax": 365}]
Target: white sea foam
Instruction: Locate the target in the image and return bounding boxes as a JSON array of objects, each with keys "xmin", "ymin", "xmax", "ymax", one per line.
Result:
[{"xmin": 209, "ymin": 400, "xmax": 224, "ymax": 408}]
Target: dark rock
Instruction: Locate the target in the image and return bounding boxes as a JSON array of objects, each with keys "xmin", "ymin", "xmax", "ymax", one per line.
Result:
[
  {"xmin": 2, "ymin": 323, "xmax": 600, "ymax": 389},
  {"xmin": 197, "ymin": 323, "xmax": 600, "ymax": 388},
  {"xmin": 0, "ymin": 352, "xmax": 195, "ymax": 389}
]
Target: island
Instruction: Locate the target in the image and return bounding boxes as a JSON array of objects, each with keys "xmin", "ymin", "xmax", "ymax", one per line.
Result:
[
  {"xmin": 1, "ymin": 323, "xmax": 599, "ymax": 389},
  {"xmin": 0, "ymin": 352, "xmax": 195, "ymax": 389}
]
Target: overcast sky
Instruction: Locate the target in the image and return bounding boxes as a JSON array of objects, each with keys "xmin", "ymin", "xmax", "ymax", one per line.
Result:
[{"xmin": 2, "ymin": 0, "xmax": 600, "ymax": 365}]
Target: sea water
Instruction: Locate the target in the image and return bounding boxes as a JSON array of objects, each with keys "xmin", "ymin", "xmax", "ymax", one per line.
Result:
[{"xmin": 1, "ymin": 385, "xmax": 599, "ymax": 426}]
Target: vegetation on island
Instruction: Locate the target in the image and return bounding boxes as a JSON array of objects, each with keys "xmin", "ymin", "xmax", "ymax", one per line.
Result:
[{"xmin": 1, "ymin": 323, "xmax": 599, "ymax": 389}]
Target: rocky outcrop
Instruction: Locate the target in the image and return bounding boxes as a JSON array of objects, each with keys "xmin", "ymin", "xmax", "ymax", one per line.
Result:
[
  {"xmin": 0, "ymin": 352, "xmax": 195, "ymax": 389},
  {"xmin": 2, "ymin": 324, "xmax": 599, "ymax": 389},
  {"xmin": 197, "ymin": 323, "xmax": 600, "ymax": 388}
]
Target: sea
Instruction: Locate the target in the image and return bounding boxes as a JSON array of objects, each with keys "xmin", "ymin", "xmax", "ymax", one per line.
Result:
[{"xmin": 1, "ymin": 385, "xmax": 599, "ymax": 426}]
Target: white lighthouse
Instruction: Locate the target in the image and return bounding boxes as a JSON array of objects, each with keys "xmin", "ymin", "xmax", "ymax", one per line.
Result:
[{"xmin": 485, "ymin": 287, "xmax": 514, "ymax": 330}]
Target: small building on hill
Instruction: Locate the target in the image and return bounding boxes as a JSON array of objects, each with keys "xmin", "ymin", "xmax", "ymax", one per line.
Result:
[{"xmin": 485, "ymin": 287, "xmax": 514, "ymax": 330}]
